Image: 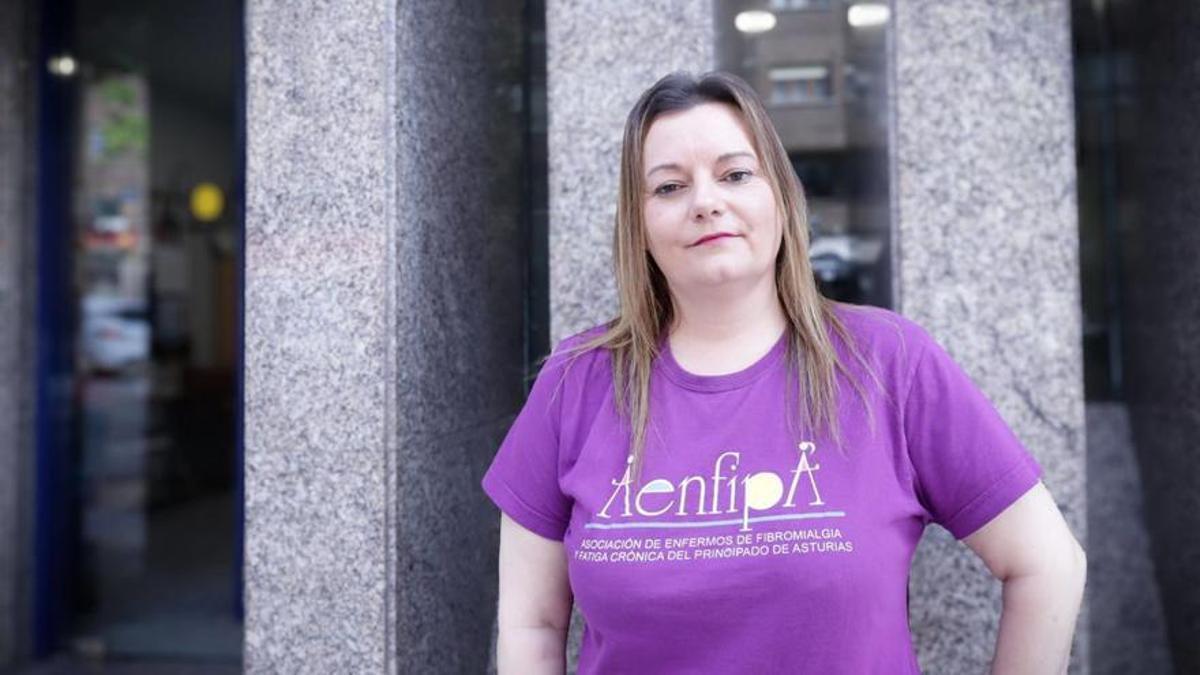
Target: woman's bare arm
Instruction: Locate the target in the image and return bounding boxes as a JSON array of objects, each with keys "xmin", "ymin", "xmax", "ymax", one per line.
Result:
[
  {"xmin": 963, "ymin": 481, "xmax": 1087, "ymax": 675},
  {"xmin": 496, "ymin": 512, "xmax": 573, "ymax": 674}
]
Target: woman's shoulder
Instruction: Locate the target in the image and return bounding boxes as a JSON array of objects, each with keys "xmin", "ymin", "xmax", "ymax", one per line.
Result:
[
  {"xmin": 539, "ymin": 321, "xmax": 614, "ymax": 384},
  {"xmin": 557, "ymin": 321, "xmax": 612, "ymax": 352},
  {"xmin": 828, "ymin": 301, "xmax": 937, "ymax": 368}
]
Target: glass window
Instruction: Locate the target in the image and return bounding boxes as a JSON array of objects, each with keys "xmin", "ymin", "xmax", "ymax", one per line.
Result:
[
  {"xmin": 717, "ymin": 0, "xmax": 893, "ymax": 307},
  {"xmin": 770, "ymin": 65, "xmax": 834, "ymax": 105},
  {"xmin": 769, "ymin": 0, "xmax": 835, "ymax": 11},
  {"xmin": 35, "ymin": 0, "xmax": 245, "ymax": 665}
]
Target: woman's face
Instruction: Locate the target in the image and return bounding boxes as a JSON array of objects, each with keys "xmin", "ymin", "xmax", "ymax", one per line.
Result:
[{"xmin": 641, "ymin": 101, "xmax": 781, "ymax": 298}]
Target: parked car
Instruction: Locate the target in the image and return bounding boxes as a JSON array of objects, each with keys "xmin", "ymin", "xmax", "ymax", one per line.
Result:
[
  {"xmin": 809, "ymin": 233, "xmax": 885, "ymax": 302},
  {"xmin": 80, "ymin": 293, "xmax": 151, "ymax": 374}
]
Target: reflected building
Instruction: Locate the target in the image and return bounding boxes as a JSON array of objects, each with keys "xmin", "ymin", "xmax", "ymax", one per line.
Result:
[{"xmin": 718, "ymin": 0, "xmax": 891, "ymax": 307}]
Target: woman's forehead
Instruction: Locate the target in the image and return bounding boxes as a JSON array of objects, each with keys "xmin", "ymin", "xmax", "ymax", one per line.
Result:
[{"xmin": 642, "ymin": 104, "xmax": 758, "ymax": 169}]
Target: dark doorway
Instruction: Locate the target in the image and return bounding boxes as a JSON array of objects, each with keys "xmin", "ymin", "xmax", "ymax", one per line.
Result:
[{"xmin": 33, "ymin": 0, "xmax": 244, "ymax": 666}]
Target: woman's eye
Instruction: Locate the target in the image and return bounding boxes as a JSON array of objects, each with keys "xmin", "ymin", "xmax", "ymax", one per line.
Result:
[
  {"xmin": 654, "ymin": 183, "xmax": 681, "ymax": 196},
  {"xmin": 726, "ymin": 170, "xmax": 752, "ymax": 183}
]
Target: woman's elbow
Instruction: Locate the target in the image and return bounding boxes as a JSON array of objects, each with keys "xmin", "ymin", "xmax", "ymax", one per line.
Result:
[{"xmin": 1070, "ymin": 539, "xmax": 1087, "ymax": 589}]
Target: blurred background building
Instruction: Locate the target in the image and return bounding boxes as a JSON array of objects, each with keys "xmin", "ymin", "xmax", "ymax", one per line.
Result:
[{"xmin": 0, "ymin": 0, "xmax": 1194, "ymax": 673}]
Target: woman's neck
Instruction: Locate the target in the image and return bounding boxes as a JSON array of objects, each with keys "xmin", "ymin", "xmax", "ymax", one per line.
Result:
[{"xmin": 665, "ymin": 276, "xmax": 788, "ymax": 375}]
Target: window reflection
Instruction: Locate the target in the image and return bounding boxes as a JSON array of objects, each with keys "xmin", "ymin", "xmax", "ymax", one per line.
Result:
[
  {"xmin": 717, "ymin": 0, "xmax": 892, "ymax": 307},
  {"xmin": 770, "ymin": 0, "xmax": 835, "ymax": 10},
  {"xmin": 59, "ymin": 0, "xmax": 242, "ymax": 663},
  {"xmin": 769, "ymin": 65, "xmax": 833, "ymax": 105}
]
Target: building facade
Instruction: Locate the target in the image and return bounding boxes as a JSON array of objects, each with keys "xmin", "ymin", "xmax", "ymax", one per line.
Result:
[{"xmin": 2, "ymin": 0, "xmax": 1196, "ymax": 673}]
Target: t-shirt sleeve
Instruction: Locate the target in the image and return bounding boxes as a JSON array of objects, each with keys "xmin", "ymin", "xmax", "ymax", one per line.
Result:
[
  {"xmin": 901, "ymin": 327, "xmax": 1044, "ymax": 540},
  {"xmin": 480, "ymin": 339, "xmax": 575, "ymax": 541}
]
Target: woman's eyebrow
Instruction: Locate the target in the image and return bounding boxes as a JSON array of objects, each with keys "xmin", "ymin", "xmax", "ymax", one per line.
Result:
[{"xmin": 645, "ymin": 151, "xmax": 758, "ymax": 178}]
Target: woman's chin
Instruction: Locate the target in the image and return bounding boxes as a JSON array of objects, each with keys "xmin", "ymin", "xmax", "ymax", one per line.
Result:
[{"xmin": 686, "ymin": 265, "xmax": 765, "ymax": 289}]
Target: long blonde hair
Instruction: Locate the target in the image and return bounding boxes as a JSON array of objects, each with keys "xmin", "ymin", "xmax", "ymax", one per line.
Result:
[{"xmin": 544, "ymin": 71, "xmax": 884, "ymax": 487}]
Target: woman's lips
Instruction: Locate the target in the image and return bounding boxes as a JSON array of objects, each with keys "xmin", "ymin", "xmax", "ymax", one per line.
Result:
[{"xmin": 691, "ymin": 232, "xmax": 739, "ymax": 246}]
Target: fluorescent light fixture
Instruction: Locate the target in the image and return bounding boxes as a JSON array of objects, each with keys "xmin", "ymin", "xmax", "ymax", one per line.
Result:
[
  {"xmin": 48, "ymin": 54, "xmax": 77, "ymax": 77},
  {"xmin": 847, "ymin": 3, "xmax": 891, "ymax": 28},
  {"xmin": 735, "ymin": 10, "xmax": 777, "ymax": 34}
]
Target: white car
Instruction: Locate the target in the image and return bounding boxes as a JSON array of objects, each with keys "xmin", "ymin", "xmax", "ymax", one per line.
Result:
[{"xmin": 80, "ymin": 294, "xmax": 151, "ymax": 374}]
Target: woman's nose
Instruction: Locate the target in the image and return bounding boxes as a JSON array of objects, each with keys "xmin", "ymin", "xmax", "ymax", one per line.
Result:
[{"xmin": 690, "ymin": 177, "xmax": 724, "ymax": 221}]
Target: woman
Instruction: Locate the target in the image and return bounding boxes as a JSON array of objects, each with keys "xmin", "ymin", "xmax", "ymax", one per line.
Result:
[{"xmin": 482, "ymin": 71, "xmax": 1086, "ymax": 674}]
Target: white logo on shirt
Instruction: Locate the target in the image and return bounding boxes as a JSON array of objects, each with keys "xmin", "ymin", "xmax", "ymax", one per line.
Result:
[{"xmin": 595, "ymin": 442, "xmax": 826, "ymax": 532}]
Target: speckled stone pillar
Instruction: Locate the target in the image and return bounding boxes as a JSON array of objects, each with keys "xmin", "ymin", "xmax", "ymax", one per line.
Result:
[
  {"xmin": 891, "ymin": 1, "xmax": 1089, "ymax": 673},
  {"xmin": 245, "ymin": 2, "xmax": 396, "ymax": 671},
  {"xmin": 1086, "ymin": 404, "xmax": 1173, "ymax": 674},
  {"xmin": 246, "ymin": 1, "xmax": 528, "ymax": 672},
  {"xmin": 1126, "ymin": 1, "xmax": 1200, "ymax": 670}
]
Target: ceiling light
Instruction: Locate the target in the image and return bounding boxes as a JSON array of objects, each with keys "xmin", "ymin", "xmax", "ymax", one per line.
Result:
[
  {"xmin": 47, "ymin": 54, "xmax": 77, "ymax": 77},
  {"xmin": 735, "ymin": 10, "xmax": 777, "ymax": 34},
  {"xmin": 848, "ymin": 3, "xmax": 890, "ymax": 28}
]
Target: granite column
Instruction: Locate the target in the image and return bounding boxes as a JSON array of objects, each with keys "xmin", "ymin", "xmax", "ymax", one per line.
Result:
[
  {"xmin": 246, "ymin": 1, "xmax": 529, "ymax": 671},
  {"xmin": 891, "ymin": 1, "xmax": 1088, "ymax": 673}
]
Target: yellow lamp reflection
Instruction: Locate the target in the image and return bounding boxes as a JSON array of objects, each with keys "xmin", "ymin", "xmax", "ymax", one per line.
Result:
[{"xmin": 190, "ymin": 182, "xmax": 225, "ymax": 222}]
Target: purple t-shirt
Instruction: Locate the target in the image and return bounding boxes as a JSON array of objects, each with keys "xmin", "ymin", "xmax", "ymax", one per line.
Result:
[{"xmin": 481, "ymin": 303, "xmax": 1042, "ymax": 674}]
